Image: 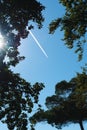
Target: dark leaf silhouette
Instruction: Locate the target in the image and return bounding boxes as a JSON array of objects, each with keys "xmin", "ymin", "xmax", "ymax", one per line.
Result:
[
  {"xmin": 30, "ymin": 73, "xmax": 87, "ymax": 130},
  {"xmin": 0, "ymin": 0, "xmax": 45, "ymax": 129},
  {"xmin": 49, "ymin": 0, "xmax": 87, "ymax": 61},
  {"xmin": 0, "ymin": 67, "xmax": 45, "ymax": 130},
  {"xmin": 0, "ymin": 0, "xmax": 44, "ymax": 67}
]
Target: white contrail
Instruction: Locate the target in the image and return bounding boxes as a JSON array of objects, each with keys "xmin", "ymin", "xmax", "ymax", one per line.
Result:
[{"xmin": 29, "ymin": 30, "xmax": 48, "ymax": 58}]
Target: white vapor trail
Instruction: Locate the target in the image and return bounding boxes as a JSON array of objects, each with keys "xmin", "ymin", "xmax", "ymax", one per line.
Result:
[{"xmin": 29, "ymin": 30, "xmax": 48, "ymax": 58}]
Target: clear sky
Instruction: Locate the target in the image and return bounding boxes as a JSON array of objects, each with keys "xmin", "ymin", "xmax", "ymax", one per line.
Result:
[{"xmin": 1, "ymin": 0, "xmax": 87, "ymax": 130}]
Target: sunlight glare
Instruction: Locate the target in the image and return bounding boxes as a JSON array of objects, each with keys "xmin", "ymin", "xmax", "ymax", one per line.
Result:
[{"xmin": 0, "ymin": 33, "xmax": 5, "ymax": 49}]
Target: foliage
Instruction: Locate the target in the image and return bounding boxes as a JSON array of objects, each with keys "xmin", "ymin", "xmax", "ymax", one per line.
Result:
[
  {"xmin": 0, "ymin": 0, "xmax": 44, "ymax": 67},
  {"xmin": 30, "ymin": 73, "xmax": 87, "ymax": 130},
  {"xmin": 0, "ymin": 0, "xmax": 45, "ymax": 129},
  {"xmin": 49, "ymin": 0, "xmax": 87, "ymax": 61},
  {"xmin": 0, "ymin": 66, "xmax": 45, "ymax": 130}
]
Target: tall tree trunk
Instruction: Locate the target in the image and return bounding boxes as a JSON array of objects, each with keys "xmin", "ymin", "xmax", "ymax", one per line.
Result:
[{"xmin": 79, "ymin": 121, "xmax": 84, "ymax": 130}]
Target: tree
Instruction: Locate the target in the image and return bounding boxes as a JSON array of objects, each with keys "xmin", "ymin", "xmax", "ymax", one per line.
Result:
[
  {"xmin": 49, "ymin": 0, "xmax": 87, "ymax": 61},
  {"xmin": 0, "ymin": 0, "xmax": 45, "ymax": 129},
  {"xmin": 0, "ymin": 66, "xmax": 45, "ymax": 130},
  {"xmin": 30, "ymin": 72, "xmax": 87, "ymax": 130},
  {"xmin": 0, "ymin": 0, "xmax": 44, "ymax": 67}
]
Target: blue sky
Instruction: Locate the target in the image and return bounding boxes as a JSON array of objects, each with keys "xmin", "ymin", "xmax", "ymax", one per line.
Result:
[{"xmin": 1, "ymin": 0, "xmax": 87, "ymax": 130}]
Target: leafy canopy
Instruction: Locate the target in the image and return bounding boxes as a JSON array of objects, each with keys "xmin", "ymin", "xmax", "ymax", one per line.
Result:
[
  {"xmin": 0, "ymin": 67, "xmax": 45, "ymax": 130},
  {"xmin": 49, "ymin": 0, "xmax": 87, "ymax": 61},
  {"xmin": 0, "ymin": 0, "xmax": 45, "ymax": 130},
  {"xmin": 30, "ymin": 72, "xmax": 87, "ymax": 130},
  {"xmin": 0, "ymin": 0, "xmax": 44, "ymax": 67}
]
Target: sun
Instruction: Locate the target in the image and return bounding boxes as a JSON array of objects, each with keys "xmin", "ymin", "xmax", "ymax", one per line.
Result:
[{"xmin": 0, "ymin": 33, "xmax": 5, "ymax": 49}]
